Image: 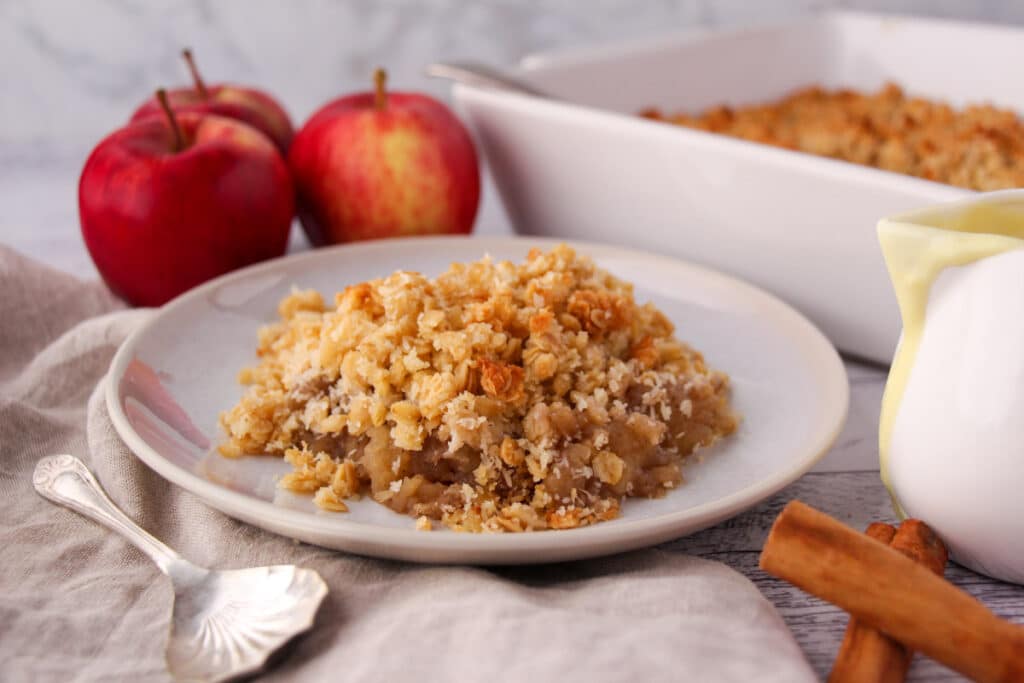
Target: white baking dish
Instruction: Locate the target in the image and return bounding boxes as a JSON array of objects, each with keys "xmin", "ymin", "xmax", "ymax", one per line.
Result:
[{"xmin": 453, "ymin": 11, "xmax": 1024, "ymax": 363}]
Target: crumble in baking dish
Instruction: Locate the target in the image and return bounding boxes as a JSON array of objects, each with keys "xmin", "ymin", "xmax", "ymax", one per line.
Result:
[{"xmin": 642, "ymin": 82, "xmax": 1024, "ymax": 191}]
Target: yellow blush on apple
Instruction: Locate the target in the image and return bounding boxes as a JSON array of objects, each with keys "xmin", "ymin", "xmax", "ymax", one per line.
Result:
[{"xmin": 289, "ymin": 69, "xmax": 480, "ymax": 245}]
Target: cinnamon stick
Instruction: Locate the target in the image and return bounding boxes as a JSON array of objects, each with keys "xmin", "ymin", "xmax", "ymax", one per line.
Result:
[
  {"xmin": 828, "ymin": 523, "xmax": 907, "ymax": 683},
  {"xmin": 828, "ymin": 520, "xmax": 949, "ymax": 682},
  {"xmin": 862, "ymin": 521, "xmax": 897, "ymax": 545},
  {"xmin": 760, "ymin": 501, "xmax": 1024, "ymax": 683},
  {"xmin": 890, "ymin": 519, "xmax": 948, "ymax": 576}
]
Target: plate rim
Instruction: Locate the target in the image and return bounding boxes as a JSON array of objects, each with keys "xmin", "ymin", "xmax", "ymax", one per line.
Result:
[{"xmin": 106, "ymin": 235, "xmax": 849, "ymax": 560}]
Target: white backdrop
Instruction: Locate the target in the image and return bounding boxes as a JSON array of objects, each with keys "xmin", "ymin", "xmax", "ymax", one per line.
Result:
[
  {"xmin": 2, "ymin": 0, "xmax": 1022, "ymax": 275},
  {"xmin": 4, "ymin": 0, "xmax": 1024, "ymax": 159}
]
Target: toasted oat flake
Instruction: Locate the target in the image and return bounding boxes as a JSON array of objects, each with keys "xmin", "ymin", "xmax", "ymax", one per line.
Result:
[{"xmin": 219, "ymin": 245, "xmax": 737, "ymax": 531}]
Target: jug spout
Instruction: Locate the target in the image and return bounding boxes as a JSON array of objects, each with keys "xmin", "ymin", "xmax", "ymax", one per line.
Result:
[
  {"xmin": 878, "ymin": 220, "xmax": 949, "ymax": 335},
  {"xmin": 879, "ymin": 195, "xmax": 1024, "ymax": 307}
]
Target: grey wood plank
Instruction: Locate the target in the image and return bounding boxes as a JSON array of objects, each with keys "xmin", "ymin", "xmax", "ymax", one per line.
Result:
[{"xmin": 811, "ymin": 364, "xmax": 887, "ymax": 474}]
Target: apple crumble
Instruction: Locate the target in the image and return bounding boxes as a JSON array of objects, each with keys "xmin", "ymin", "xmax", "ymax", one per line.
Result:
[
  {"xmin": 219, "ymin": 245, "xmax": 737, "ymax": 532},
  {"xmin": 642, "ymin": 82, "xmax": 1024, "ymax": 191}
]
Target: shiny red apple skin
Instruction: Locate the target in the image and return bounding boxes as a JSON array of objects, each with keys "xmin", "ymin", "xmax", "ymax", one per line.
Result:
[
  {"xmin": 79, "ymin": 113, "xmax": 294, "ymax": 306},
  {"xmin": 288, "ymin": 91, "xmax": 480, "ymax": 245},
  {"xmin": 131, "ymin": 85, "xmax": 294, "ymax": 153}
]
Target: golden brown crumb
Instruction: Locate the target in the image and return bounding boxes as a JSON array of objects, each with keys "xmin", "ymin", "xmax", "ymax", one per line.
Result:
[
  {"xmin": 593, "ymin": 451, "xmax": 625, "ymax": 485},
  {"xmin": 643, "ymin": 82, "xmax": 1024, "ymax": 191},
  {"xmin": 478, "ymin": 358, "xmax": 526, "ymax": 403},
  {"xmin": 219, "ymin": 245, "xmax": 737, "ymax": 532}
]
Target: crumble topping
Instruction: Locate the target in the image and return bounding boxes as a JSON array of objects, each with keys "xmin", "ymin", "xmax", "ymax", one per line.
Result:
[
  {"xmin": 642, "ymin": 82, "xmax": 1024, "ymax": 191},
  {"xmin": 219, "ymin": 245, "xmax": 737, "ymax": 531}
]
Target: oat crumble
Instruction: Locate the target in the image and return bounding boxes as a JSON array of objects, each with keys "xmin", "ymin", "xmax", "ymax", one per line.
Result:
[
  {"xmin": 642, "ymin": 82, "xmax": 1024, "ymax": 191},
  {"xmin": 219, "ymin": 245, "xmax": 737, "ymax": 532}
]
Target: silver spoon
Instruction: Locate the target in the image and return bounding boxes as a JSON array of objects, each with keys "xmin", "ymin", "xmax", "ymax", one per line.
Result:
[
  {"xmin": 425, "ymin": 61, "xmax": 554, "ymax": 99},
  {"xmin": 33, "ymin": 454, "xmax": 328, "ymax": 682}
]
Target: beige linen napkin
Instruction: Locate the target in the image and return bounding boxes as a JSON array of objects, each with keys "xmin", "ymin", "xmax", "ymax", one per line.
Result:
[{"xmin": 0, "ymin": 246, "xmax": 815, "ymax": 683}]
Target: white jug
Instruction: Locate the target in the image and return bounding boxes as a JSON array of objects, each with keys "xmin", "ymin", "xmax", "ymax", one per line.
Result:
[{"xmin": 879, "ymin": 190, "xmax": 1024, "ymax": 584}]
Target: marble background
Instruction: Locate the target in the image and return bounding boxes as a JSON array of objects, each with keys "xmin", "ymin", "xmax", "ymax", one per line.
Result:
[{"xmin": 3, "ymin": 0, "xmax": 1023, "ymax": 275}]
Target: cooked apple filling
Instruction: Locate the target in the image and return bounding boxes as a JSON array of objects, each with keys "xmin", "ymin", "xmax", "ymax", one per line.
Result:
[{"xmin": 219, "ymin": 245, "xmax": 737, "ymax": 532}]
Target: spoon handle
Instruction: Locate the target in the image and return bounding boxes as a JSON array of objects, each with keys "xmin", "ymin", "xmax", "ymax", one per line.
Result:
[
  {"xmin": 33, "ymin": 454, "xmax": 188, "ymax": 575},
  {"xmin": 425, "ymin": 61, "xmax": 552, "ymax": 98}
]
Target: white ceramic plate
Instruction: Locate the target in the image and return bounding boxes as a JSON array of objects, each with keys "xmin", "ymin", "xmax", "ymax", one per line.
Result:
[{"xmin": 107, "ymin": 237, "xmax": 848, "ymax": 564}]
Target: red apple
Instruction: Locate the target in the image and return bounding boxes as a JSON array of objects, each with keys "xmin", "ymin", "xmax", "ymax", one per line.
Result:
[
  {"xmin": 289, "ymin": 68, "xmax": 480, "ymax": 245},
  {"xmin": 80, "ymin": 90, "xmax": 294, "ymax": 306},
  {"xmin": 131, "ymin": 50, "xmax": 294, "ymax": 154}
]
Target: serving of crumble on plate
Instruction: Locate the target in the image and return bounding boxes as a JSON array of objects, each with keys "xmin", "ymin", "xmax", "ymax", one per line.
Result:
[
  {"xmin": 107, "ymin": 236, "xmax": 846, "ymax": 562},
  {"xmin": 220, "ymin": 245, "xmax": 737, "ymax": 532}
]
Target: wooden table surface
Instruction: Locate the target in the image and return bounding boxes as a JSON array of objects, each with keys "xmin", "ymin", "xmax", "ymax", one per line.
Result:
[
  {"xmin": 662, "ymin": 358, "xmax": 1024, "ymax": 681},
  {"xmin": 667, "ymin": 470, "xmax": 1024, "ymax": 681}
]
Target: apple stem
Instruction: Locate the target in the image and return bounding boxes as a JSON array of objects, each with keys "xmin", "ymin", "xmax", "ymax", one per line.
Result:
[
  {"xmin": 156, "ymin": 88, "xmax": 185, "ymax": 153},
  {"xmin": 182, "ymin": 48, "xmax": 209, "ymax": 99},
  {"xmin": 374, "ymin": 68, "xmax": 387, "ymax": 111}
]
